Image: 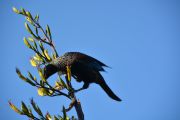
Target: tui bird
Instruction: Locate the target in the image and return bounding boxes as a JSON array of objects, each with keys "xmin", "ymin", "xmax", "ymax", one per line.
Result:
[{"xmin": 43, "ymin": 52, "xmax": 121, "ymax": 101}]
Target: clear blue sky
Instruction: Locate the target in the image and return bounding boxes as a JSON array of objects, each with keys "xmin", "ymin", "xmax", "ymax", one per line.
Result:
[{"xmin": 1, "ymin": 0, "xmax": 180, "ymax": 120}]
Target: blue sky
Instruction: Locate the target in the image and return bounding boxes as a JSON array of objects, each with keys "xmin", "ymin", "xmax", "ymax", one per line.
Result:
[{"xmin": 1, "ymin": 0, "xmax": 180, "ymax": 120}]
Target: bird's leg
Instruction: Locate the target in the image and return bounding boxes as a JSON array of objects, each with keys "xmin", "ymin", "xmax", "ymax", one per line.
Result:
[
  {"xmin": 74, "ymin": 88, "xmax": 84, "ymax": 93},
  {"xmin": 74, "ymin": 83, "xmax": 89, "ymax": 93}
]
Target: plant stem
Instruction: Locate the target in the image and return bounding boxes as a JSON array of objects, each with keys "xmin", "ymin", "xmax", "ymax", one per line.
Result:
[
  {"xmin": 65, "ymin": 76, "xmax": 84, "ymax": 120},
  {"xmin": 37, "ymin": 23, "xmax": 59, "ymax": 57}
]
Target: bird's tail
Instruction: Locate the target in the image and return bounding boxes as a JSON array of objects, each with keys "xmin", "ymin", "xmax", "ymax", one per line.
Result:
[{"xmin": 99, "ymin": 81, "xmax": 122, "ymax": 101}]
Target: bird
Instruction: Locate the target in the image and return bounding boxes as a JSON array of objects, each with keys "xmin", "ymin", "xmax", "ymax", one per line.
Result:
[{"xmin": 43, "ymin": 52, "xmax": 121, "ymax": 101}]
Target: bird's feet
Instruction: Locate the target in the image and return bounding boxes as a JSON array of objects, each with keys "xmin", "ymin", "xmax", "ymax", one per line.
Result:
[
  {"xmin": 68, "ymin": 87, "xmax": 84, "ymax": 96},
  {"xmin": 68, "ymin": 87, "xmax": 75, "ymax": 96},
  {"xmin": 74, "ymin": 87, "xmax": 85, "ymax": 93}
]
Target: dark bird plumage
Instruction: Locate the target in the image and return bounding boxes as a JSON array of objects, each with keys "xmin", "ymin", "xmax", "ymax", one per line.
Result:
[{"xmin": 43, "ymin": 52, "xmax": 121, "ymax": 101}]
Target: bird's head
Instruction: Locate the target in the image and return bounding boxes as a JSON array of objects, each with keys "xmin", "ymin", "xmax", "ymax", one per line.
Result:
[{"xmin": 43, "ymin": 63, "xmax": 58, "ymax": 79}]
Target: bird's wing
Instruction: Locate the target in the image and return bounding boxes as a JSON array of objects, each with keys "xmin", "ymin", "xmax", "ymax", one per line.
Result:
[
  {"xmin": 79, "ymin": 53, "xmax": 108, "ymax": 67},
  {"xmin": 75, "ymin": 54, "xmax": 107, "ymax": 71}
]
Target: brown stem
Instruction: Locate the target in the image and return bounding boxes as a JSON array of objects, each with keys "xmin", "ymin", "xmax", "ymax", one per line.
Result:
[
  {"xmin": 37, "ymin": 24, "xmax": 59, "ymax": 57},
  {"xmin": 65, "ymin": 76, "xmax": 84, "ymax": 120},
  {"xmin": 31, "ymin": 18, "xmax": 59, "ymax": 58},
  {"xmin": 65, "ymin": 98, "xmax": 76, "ymax": 112}
]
